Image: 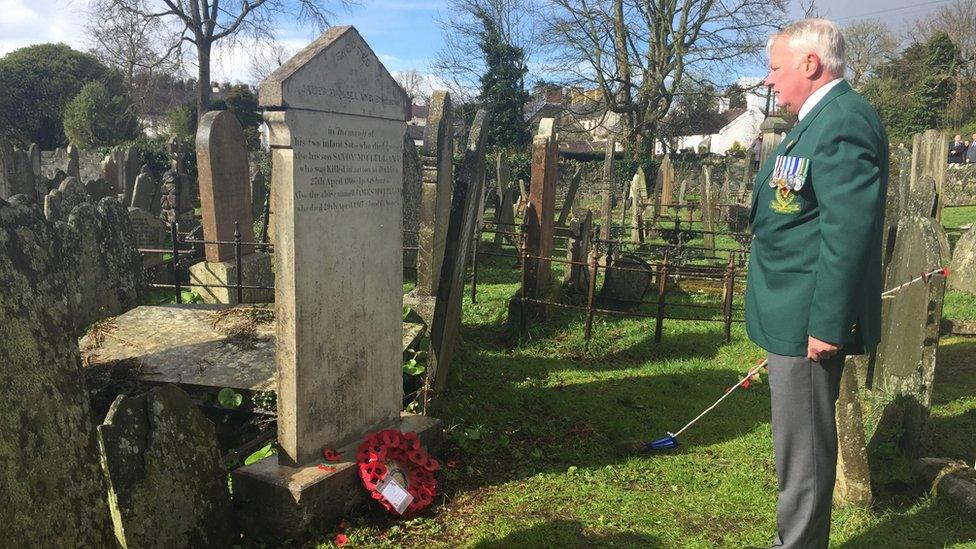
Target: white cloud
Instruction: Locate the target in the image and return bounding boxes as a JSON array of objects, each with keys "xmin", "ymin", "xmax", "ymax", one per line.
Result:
[{"xmin": 0, "ymin": 0, "xmax": 93, "ymax": 56}]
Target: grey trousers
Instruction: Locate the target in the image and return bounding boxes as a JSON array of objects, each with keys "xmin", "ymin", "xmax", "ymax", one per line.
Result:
[{"xmin": 767, "ymin": 352, "xmax": 844, "ymax": 549}]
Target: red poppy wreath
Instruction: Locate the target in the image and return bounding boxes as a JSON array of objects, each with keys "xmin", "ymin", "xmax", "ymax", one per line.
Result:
[{"xmin": 356, "ymin": 429, "xmax": 439, "ymax": 516}]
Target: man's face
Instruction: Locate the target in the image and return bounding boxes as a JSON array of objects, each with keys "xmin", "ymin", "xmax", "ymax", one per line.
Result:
[
  {"xmin": 971, "ymin": 133, "xmax": 976, "ymax": 142},
  {"xmin": 956, "ymin": 134, "xmax": 963, "ymax": 143},
  {"xmin": 765, "ymin": 37, "xmax": 818, "ymax": 115}
]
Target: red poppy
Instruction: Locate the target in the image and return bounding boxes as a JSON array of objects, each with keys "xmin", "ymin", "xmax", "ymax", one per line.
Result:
[
  {"xmin": 334, "ymin": 533, "xmax": 348, "ymax": 547},
  {"xmin": 322, "ymin": 448, "xmax": 342, "ymax": 462},
  {"xmin": 339, "ymin": 520, "xmax": 347, "ymax": 530},
  {"xmin": 317, "ymin": 464, "xmax": 337, "ymax": 473},
  {"xmin": 446, "ymin": 460, "xmax": 458, "ymax": 469},
  {"xmin": 943, "ymin": 267, "xmax": 951, "ymax": 277},
  {"xmin": 740, "ymin": 379, "xmax": 751, "ymax": 389}
]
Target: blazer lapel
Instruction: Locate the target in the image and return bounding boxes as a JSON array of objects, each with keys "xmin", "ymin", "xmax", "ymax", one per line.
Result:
[{"xmin": 749, "ymin": 81, "xmax": 853, "ymax": 214}]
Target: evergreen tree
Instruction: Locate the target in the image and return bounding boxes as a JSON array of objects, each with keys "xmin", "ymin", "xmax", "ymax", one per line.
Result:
[
  {"xmin": 905, "ymin": 32, "xmax": 960, "ymax": 134},
  {"xmin": 725, "ymin": 84, "xmax": 746, "ymax": 110},
  {"xmin": 477, "ymin": 14, "xmax": 529, "ymax": 149}
]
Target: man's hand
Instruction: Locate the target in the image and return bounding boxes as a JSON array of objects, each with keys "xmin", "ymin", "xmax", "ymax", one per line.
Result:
[{"xmin": 807, "ymin": 336, "xmax": 840, "ymax": 362}]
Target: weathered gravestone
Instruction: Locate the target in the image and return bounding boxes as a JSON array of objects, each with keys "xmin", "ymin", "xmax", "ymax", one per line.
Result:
[
  {"xmin": 701, "ymin": 166, "xmax": 716, "ymax": 256},
  {"xmin": 131, "ymin": 165, "xmax": 157, "ymax": 211},
  {"xmin": 908, "ymin": 129, "xmax": 947, "ymax": 220},
  {"xmin": 599, "ymin": 138, "xmax": 615, "ymax": 241},
  {"xmin": 251, "ymin": 170, "xmax": 268, "ymax": 223},
  {"xmin": 757, "ymin": 116, "xmax": 790, "ymax": 171},
  {"xmin": 416, "ymin": 91, "xmax": 454, "ymax": 297},
  {"xmin": 557, "ymin": 166, "xmax": 583, "ymax": 226},
  {"xmin": 14, "ymin": 148, "xmax": 36, "ymax": 201},
  {"xmin": 525, "ymin": 117, "xmax": 559, "ymax": 297},
  {"xmin": 97, "ymin": 384, "xmax": 236, "ymax": 547},
  {"xmin": 122, "ymin": 145, "xmax": 141, "ymax": 207},
  {"xmin": 28, "ymin": 142, "xmax": 41, "ymax": 176},
  {"xmin": 883, "ymin": 145, "xmax": 911, "ymax": 271},
  {"xmin": 66, "ymin": 199, "xmax": 142, "ymax": 330},
  {"xmin": 44, "ymin": 176, "xmax": 89, "ymax": 223},
  {"xmin": 0, "ymin": 200, "xmax": 115, "ymax": 546},
  {"xmin": 128, "ymin": 206, "xmax": 167, "ymax": 268},
  {"xmin": 233, "ymin": 28, "xmax": 441, "ymax": 542},
  {"xmin": 427, "ymin": 109, "xmax": 488, "ymax": 391},
  {"xmin": 190, "ymin": 111, "xmax": 271, "ymax": 304},
  {"xmin": 600, "ymin": 254, "xmax": 653, "ymax": 307},
  {"xmin": 869, "ymin": 215, "xmax": 949, "ymax": 457},
  {"xmin": 84, "ymin": 178, "xmax": 112, "ymax": 202},
  {"xmin": 196, "ymin": 111, "xmax": 255, "ymax": 261},
  {"xmin": 402, "ymin": 133, "xmax": 423, "ymax": 272},
  {"xmin": 66, "ymin": 143, "xmax": 81, "ymax": 180},
  {"xmin": 564, "ymin": 209, "xmax": 593, "ymax": 292},
  {"xmin": 950, "ymin": 226, "xmax": 976, "ymax": 294},
  {"xmin": 834, "ymin": 355, "xmax": 873, "ymax": 508},
  {"xmin": 630, "ymin": 167, "xmax": 648, "ymax": 242},
  {"xmin": 493, "ymin": 152, "xmax": 516, "ymax": 246},
  {"xmin": 657, "ymin": 154, "xmax": 674, "ymax": 211},
  {"xmin": 0, "ymin": 138, "xmax": 14, "ymax": 199},
  {"xmin": 677, "ymin": 178, "xmax": 688, "ymax": 206}
]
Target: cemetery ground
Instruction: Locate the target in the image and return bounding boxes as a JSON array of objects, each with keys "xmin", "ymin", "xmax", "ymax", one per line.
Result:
[{"xmin": 284, "ymin": 239, "xmax": 976, "ymax": 548}]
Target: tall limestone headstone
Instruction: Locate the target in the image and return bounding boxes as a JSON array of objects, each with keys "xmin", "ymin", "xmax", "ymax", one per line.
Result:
[
  {"xmin": 97, "ymin": 384, "xmax": 236, "ymax": 548},
  {"xmin": 197, "ymin": 110, "xmax": 255, "ymax": 261},
  {"xmin": 870, "ymin": 215, "xmax": 949, "ymax": 457},
  {"xmin": 234, "ymin": 27, "xmax": 439, "ymax": 542},
  {"xmin": 525, "ymin": 117, "xmax": 558, "ymax": 297},
  {"xmin": 416, "ymin": 91, "xmax": 454, "ymax": 297},
  {"xmin": 0, "ymin": 200, "xmax": 115, "ymax": 546}
]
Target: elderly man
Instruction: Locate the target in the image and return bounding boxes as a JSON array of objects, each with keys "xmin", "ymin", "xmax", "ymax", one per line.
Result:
[
  {"xmin": 966, "ymin": 133, "xmax": 976, "ymax": 164},
  {"xmin": 949, "ymin": 134, "xmax": 967, "ymax": 164},
  {"xmin": 747, "ymin": 19, "xmax": 887, "ymax": 548}
]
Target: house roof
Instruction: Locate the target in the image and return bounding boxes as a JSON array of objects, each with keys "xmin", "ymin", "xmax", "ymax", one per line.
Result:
[{"xmin": 411, "ymin": 104, "xmax": 429, "ymax": 120}]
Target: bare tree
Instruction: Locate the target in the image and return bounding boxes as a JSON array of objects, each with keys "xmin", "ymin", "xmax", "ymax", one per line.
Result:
[
  {"xmin": 86, "ymin": 0, "xmax": 182, "ymax": 88},
  {"xmin": 433, "ymin": 0, "xmax": 538, "ymax": 104},
  {"xmin": 247, "ymin": 39, "xmax": 299, "ymax": 84},
  {"xmin": 394, "ymin": 69, "xmax": 433, "ymax": 105},
  {"xmin": 540, "ymin": 0, "xmax": 786, "ymax": 157},
  {"xmin": 845, "ymin": 20, "xmax": 898, "ymax": 89},
  {"xmin": 90, "ymin": 0, "xmax": 353, "ymax": 121},
  {"xmin": 800, "ymin": 0, "xmax": 822, "ymax": 18}
]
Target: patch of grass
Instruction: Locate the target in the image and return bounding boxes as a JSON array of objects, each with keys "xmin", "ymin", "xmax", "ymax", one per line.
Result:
[
  {"xmin": 309, "ymin": 246, "xmax": 976, "ymax": 549},
  {"xmin": 942, "ymin": 290, "xmax": 976, "ymax": 321}
]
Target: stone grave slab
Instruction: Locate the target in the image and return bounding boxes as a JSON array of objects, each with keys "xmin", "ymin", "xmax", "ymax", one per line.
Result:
[
  {"xmin": 81, "ymin": 304, "xmax": 426, "ymax": 393},
  {"xmin": 416, "ymin": 91, "xmax": 454, "ymax": 296}
]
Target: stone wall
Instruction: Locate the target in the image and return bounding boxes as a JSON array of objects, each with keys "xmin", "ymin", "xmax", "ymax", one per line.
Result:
[{"xmin": 942, "ymin": 163, "xmax": 976, "ymax": 206}]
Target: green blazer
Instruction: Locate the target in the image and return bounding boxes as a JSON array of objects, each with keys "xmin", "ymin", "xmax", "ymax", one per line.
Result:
[{"xmin": 746, "ymin": 80, "xmax": 888, "ymax": 357}]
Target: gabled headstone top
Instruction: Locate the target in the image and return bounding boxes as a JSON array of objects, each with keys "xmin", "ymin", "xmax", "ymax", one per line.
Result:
[{"xmin": 259, "ymin": 26, "xmax": 409, "ymax": 121}]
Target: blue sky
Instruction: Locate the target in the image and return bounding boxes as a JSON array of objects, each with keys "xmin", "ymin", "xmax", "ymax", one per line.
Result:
[{"xmin": 0, "ymin": 0, "xmax": 958, "ymax": 86}]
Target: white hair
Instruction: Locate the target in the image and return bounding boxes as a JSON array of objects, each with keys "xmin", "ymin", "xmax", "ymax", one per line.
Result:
[{"xmin": 767, "ymin": 19, "xmax": 846, "ymax": 76}]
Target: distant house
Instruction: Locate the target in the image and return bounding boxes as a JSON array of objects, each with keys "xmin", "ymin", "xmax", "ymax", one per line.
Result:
[{"xmin": 655, "ymin": 105, "xmax": 766, "ymax": 155}]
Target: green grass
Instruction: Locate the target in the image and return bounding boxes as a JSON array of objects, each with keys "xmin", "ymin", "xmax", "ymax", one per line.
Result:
[{"xmin": 305, "ymin": 244, "xmax": 976, "ymax": 549}]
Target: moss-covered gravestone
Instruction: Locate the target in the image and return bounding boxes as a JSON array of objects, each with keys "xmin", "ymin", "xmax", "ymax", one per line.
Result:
[
  {"xmin": 869, "ymin": 215, "xmax": 949, "ymax": 458},
  {"xmin": 97, "ymin": 384, "xmax": 236, "ymax": 547},
  {"xmin": 0, "ymin": 200, "xmax": 114, "ymax": 546}
]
